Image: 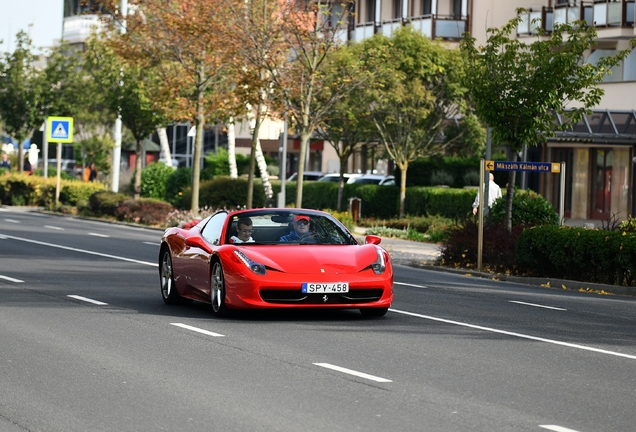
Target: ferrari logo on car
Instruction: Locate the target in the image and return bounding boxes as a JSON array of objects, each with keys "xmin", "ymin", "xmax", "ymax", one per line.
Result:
[{"xmin": 323, "ymin": 295, "xmax": 328, "ymax": 302}]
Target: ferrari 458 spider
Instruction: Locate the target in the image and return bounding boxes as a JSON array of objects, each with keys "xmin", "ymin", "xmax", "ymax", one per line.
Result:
[{"xmin": 159, "ymin": 208, "xmax": 393, "ymax": 317}]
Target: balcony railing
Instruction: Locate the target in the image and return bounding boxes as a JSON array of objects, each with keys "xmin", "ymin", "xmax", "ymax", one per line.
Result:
[
  {"xmin": 518, "ymin": 1, "xmax": 635, "ymax": 35},
  {"xmin": 351, "ymin": 13, "xmax": 467, "ymax": 43}
]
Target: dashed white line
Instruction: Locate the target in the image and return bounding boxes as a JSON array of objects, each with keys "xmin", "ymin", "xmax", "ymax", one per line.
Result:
[
  {"xmin": 540, "ymin": 425, "xmax": 581, "ymax": 432},
  {"xmin": 88, "ymin": 232, "xmax": 110, "ymax": 238},
  {"xmin": 390, "ymin": 308, "xmax": 636, "ymax": 360},
  {"xmin": 0, "ymin": 234, "xmax": 156, "ymax": 266},
  {"xmin": 171, "ymin": 323, "xmax": 225, "ymax": 337},
  {"xmin": 44, "ymin": 225, "xmax": 64, "ymax": 231},
  {"xmin": 143, "ymin": 241, "xmax": 158, "ymax": 246},
  {"xmin": 0, "ymin": 275, "xmax": 24, "ymax": 283},
  {"xmin": 509, "ymin": 301, "xmax": 566, "ymax": 311},
  {"xmin": 4, "ymin": 219, "xmax": 19, "ymax": 224},
  {"xmin": 394, "ymin": 281, "xmax": 429, "ymax": 288},
  {"xmin": 313, "ymin": 363, "xmax": 392, "ymax": 383},
  {"xmin": 67, "ymin": 295, "xmax": 108, "ymax": 305}
]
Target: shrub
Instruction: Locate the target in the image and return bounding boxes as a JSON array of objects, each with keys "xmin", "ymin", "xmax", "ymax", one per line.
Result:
[
  {"xmin": 88, "ymin": 190, "xmax": 129, "ymax": 216},
  {"xmin": 198, "ymin": 176, "xmax": 266, "ymax": 209},
  {"xmin": 165, "ymin": 167, "xmax": 192, "ymax": 208},
  {"xmin": 430, "ymin": 170, "xmax": 454, "ymax": 186},
  {"xmin": 113, "ymin": 198, "xmax": 174, "ymax": 226},
  {"xmin": 440, "ymin": 219, "xmax": 524, "ymax": 272},
  {"xmin": 488, "ymin": 189, "xmax": 558, "ymax": 227},
  {"xmin": 463, "ymin": 170, "xmax": 480, "ymax": 186},
  {"xmin": 516, "ymin": 225, "xmax": 636, "ymax": 285},
  {"xmin": 141, "ymin": 162, "xmax": 175, "ymax": 199},
  {"xmin": 618, "ymin": 217, "xmax": 636, "ymax": 233}
]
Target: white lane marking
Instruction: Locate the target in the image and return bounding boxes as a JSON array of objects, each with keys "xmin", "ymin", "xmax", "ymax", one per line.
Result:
[
  {"xmin": 540, "ymin": 426, "xmax": 581, "ymax": 432},
  {"xmin": 390, "ymin": 308, "xmax": 636, "ymax": 360},
  {"xmin": 143, "ymin": 241, "xmax": 158, "ymax": 246},
  {"xmin": 4, "ymin": 219, "xmax": 19, "ymax": 224},
  {"xmin": 0, "ymin": 275, "xmax": 24, "ymax": 283},
  {"xmin": 313, "ymin": 363, "xmax": 392, "ymax": 383},
  {"xmin": 171, "ymin": 323, "xmax": 225, "ymax": 337},
  {"xmin": 67, "ymin": 295, "xmax": 108, "ymax": 305},
  {"xmin": 44, "ymin": 225, "xmax": 64, "ymax": 231},
  {"xmin": 88, "ymin": 232, "xmax": 110, "ymax": 238},
  {"xmin": 395, "ymin": 281, "xmax": 429, "ymax": 288},
  {"xmin": 509, "ymin": 301, "xmax": 566, "ymax": 311},
  {"xmin": 0, "ymin": 234, "xmax": 156, "ymax": 266}
]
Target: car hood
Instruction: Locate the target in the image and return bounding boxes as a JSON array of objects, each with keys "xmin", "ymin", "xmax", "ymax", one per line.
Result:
[{"xmin": 240, "ymin": 244, "xmax": 381, "ymax": 274}]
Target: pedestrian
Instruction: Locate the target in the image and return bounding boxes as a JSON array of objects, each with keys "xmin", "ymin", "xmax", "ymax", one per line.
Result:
[
  {"xmin": 1, "ymin": 153, "xmax": 10, "ymax": 170},
  {"xmin": 23, "ymin": 159, "xmax": 32, "ymax": 174},
  {"xmin": 472, "ymin": 173, "xmax": 502, "ymax": 215},
  {"xmin": 84, "ymin": 162, "xmax": 98, "ymax": 182}
]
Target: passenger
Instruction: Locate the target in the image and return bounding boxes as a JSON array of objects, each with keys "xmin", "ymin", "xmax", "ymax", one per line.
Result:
[
  {"xmin": 230, "ymin": 217, "xmax": 255, "ymax": 243},
  {"xmin": 280, "ymin": 215, "xmax": 312, "ymax": 242}
]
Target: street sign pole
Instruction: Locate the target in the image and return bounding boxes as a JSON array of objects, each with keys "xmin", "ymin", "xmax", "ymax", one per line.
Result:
[
  {"xmin": 46, "ymin": 117, "xmax": 74, "ymax": 205},
  {"xmin": 559, "ymin": 162, "xmax": 566, "ymax": 225}
]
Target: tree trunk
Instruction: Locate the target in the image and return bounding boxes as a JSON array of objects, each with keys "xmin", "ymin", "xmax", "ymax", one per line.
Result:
[
  {"xmin": 295, "ymin": 128, "xmax": 311, "ymax": 208},
  {"xmin": 134, "ymin": 138, "xmax": 143, "ymax": 199},
  {"xmin": 399, "ymin": 161, "xmax": 408, "ymax": 218},
  {"xmin": 337, "ymin": 158, "xmax": 348, "ymax": 212}
]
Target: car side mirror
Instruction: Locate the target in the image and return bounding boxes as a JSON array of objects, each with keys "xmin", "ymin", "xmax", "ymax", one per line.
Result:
[
  {"xmin": 185, "ymin": 236, "xmax": 212, "ymax": 253},
  {"xmin": 365, "ymin": 235, "xmax": 381, "ymax": 245}
]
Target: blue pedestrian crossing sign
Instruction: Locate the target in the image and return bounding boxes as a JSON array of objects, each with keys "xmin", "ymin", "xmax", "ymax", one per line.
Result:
[{"xmin": 47, "ymin": 117, "xmax": 74, "ymax": 143}]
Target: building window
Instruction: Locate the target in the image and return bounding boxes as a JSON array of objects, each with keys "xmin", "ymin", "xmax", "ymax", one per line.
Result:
[
  {"xmin": 422, "ymin": 0, "xmax": 432, "ymax": 15},
  {"xmin": 393, "ymin": 0, "xmax": 402, "ymax": 19},
  {"xmin": 452, "ymin": 0, "xmax": 462, "ymax": 18},
  {"xmin": 367, "ymin": 0, "xmax": 376, "ymax": 22}
]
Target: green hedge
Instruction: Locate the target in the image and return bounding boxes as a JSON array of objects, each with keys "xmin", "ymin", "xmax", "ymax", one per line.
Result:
[
  {"xmin": 516, "ymin": 225, "xmax": 636, "ymax": 286},
  {"xmin": 0, "ymin": 173, "xmax": 105, "ymax": 208}
]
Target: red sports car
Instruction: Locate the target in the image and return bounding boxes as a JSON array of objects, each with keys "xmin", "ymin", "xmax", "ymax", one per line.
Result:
[{"xmin": 159, "ymin": 208, "xmax": 393, "ymax": 317}]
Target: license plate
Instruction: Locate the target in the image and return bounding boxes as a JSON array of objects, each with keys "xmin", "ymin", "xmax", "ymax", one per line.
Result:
[{"xmin": 301, "ymin": 282, "xmax": 349, "ymax": 293}]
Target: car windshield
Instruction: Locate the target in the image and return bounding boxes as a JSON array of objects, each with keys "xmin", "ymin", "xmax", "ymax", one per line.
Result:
[{"xmin": 225, "ymin": 211, "xmax": 359, "ymax": 245}]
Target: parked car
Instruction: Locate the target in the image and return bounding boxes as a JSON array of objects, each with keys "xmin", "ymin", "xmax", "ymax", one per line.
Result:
[
  {"xmin": 159, "ymin": 208, "xmax": 393, "ymax": 317},
  {"xmin": 318, "ymin": 173, "xmax": 363, "ymax": 182},
  {"xmin": 287, "ymin": 171, "xmax": 324, "ymax": 181},
  {"xmin": 47, "ymin": 159, "xmax": 76, "ymax": 176},
  {"xmin": 347, "ymin": 174, "xmax": 396, "ymax": 186}
]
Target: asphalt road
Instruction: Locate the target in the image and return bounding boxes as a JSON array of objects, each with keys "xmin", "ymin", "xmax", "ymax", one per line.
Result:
[{"xmin": 1, "ymin": 207, "xmax": 635, "ymax": 432}]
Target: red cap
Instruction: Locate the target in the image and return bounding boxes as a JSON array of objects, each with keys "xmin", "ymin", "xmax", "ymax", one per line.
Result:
[{"xmin": 294, "ymin": 215, "xmax": 310, "ymax": 222}]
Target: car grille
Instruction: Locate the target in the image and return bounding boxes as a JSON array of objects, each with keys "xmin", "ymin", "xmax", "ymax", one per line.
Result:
[{"xmin": 259, "ymin": 289, "xmax": 384, "ymax": 304}]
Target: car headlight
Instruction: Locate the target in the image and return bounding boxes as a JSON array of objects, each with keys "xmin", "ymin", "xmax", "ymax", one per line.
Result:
[
  {"xmin": 234, "ymin": 250, "xmax": 266, "ymax": 275},
  {"xmin": 371, "ymin": 248, "xmax": 386, "ymax": 274}
]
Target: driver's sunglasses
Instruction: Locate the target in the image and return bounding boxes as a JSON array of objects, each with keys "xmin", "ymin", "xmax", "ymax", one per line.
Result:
[{"xmin": 295, "ymin": 220, "xmax": 309, "ymax": 226}]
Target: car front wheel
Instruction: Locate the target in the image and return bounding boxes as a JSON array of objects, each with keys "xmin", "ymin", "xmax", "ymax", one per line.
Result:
[
  {"xmin": 160, "ymin": 249, "xmax": 180, "ymax": 305},
  {"xmin": 211, "ymin": 261, "xmax": 229, "ymax": 317}
]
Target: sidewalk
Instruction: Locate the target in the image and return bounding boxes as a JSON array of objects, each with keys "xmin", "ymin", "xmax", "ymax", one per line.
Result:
[{"xmin": 354, "ymin": 227, "xmax": 636, "ymax": 298}]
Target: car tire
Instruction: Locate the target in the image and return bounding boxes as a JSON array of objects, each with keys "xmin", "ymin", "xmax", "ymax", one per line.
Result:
[
  {"xmin": 211, "ymin": 261, "xmax": 229, "ymax": 317},
  {"xmin": 359, "ymin": 307, "xmax": 389, "ymax": 317},
  {"xmin": 160, "ymin": 248, "xmax": 181, "ymax": 305}
]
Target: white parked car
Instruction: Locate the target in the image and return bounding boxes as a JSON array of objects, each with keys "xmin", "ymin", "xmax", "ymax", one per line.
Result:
[{"xmin": 347, "ymin": 174, "xmax": 396, "ymax": 186}]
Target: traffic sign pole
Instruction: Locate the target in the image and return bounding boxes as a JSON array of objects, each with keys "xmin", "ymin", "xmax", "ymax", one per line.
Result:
[{"xmin": 477, "ymin": 159, "xmax": 485, "ymax": 272}]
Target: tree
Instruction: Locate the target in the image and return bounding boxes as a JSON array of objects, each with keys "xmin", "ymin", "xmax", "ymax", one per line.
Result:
[
  {"xmin": 461, "ymin": 12, "xmax": 634, "ymax": 231},
  {"xmin": 364, "ymin": 27, "xmax": 472, "ymax": 217},
  {"xmin": 119, "ymin": 0, "xmax": 234, "ymax": 210},
  {"xmin": 315, "ymin": 44, "xmax": 378, "ymax": 211},
  {"xmin": 224, "ymin": 0, "xmax": 286, "ymax": 208},
  {"xmin": 84, "ymin": 33, "xmax": 168, "ymax": 198},
  {"xmin": 0, "ymin": 31, "xmax": 43, "ymax": 173},
  {"xmin": 256, "ymin": 0, "xmax": 366, "ymax": 207}
]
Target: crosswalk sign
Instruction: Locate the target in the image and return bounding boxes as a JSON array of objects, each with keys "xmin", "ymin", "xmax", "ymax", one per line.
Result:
[{"xmin": 47, "ymin": 117, "xmax": 74, "ymax": 143}]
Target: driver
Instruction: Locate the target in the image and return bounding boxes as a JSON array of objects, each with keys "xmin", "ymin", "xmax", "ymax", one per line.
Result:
[{"xmin": 279, "ymin": 215, "xmax": 311, "ymax": 242}]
